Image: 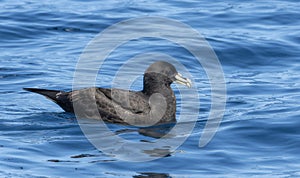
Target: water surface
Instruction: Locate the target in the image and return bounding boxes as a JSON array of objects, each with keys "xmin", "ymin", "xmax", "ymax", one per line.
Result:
[{"xmin": 1, "ymin": 0, "xmax": 300, "ymax": 177}]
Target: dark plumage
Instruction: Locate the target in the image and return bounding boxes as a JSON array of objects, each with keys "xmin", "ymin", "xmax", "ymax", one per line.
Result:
[{"xmin": 24, "ymin": 61, "xmax": 191, "ymax": 126}]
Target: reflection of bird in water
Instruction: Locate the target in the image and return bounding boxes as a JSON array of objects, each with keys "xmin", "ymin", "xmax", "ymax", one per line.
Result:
[
  {"xmin": 24, "ymin": 61, "xmax": 191, "ymax": 126},
  {"xmin": 133, "ymin": 172, "xmax": 171, "ymax": 178},
  {"xmin": 115, "ymin": 122, "xmax": 175, "ymax": 139}
]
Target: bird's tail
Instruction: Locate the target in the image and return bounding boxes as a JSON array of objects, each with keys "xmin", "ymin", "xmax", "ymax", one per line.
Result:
[{"xmin": 23, "ymin": 88, "xmax": 61, "ymax": 103}]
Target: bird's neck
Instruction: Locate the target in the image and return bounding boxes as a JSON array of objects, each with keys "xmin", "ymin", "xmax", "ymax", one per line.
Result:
[
  {"xmin": 143, "ymin": 75, "xmax": 177, "ymax": 123},
  {"xmin": 142, "ymin": 74, "xmax": 176, "ymax": 123},
  {"xmin": 143, "ymin": 83, "xmax": 169, "ymax": 96},
  {"xmin": 142, "ymin": 74, "xmax": 171, "ymax": 96}
]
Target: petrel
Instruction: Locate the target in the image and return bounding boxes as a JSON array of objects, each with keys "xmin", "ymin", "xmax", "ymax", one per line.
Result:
[{"xmin": 24, "ymin": 61, "xmax": 191, "ymax": 126}]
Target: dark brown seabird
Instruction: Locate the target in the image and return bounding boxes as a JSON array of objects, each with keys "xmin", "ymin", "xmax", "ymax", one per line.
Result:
[{"xmin": 24, "ymin": 61, "xmax": 191, "ymax": 126}]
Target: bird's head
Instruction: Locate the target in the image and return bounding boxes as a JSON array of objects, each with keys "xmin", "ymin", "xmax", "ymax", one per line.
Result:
[{"xmin": 144, "ymin": 61, "xmax": 192, "ymax": 89}]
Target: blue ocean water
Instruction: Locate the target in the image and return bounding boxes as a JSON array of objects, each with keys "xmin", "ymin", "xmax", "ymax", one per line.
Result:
[{"xmin": 1, "ymin": 0, "xmax": 300, "ymax": 177}]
